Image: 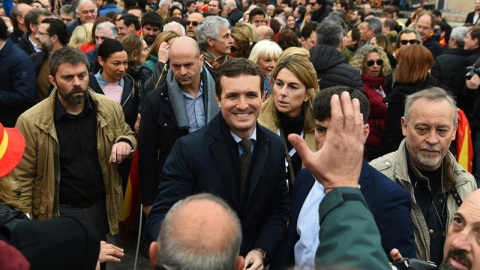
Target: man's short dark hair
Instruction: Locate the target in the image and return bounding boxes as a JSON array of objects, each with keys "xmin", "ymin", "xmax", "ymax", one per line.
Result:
[
  {"xmin": 300, "ymin": 21, "xmax": 318, "ymax": 39},
  {"xmin": 0, "ymin": 18, "xmax": 8, "ymax": 40},
  {"xmin": 316, "ymin": 21, "xmax": 343, "ymax": 48},
  {"xmin": 313, "ymin": 86, "xmax": 370, "ymax": 124},
  {"xmin": 215, "ymin": 58, "xmax": 264, "ymax": 98},
  {"xmin": 119, "ymin": 14, "xmax": 141, "ymax": 30},
  {"xmin": 249, "ymin": 7, "xmax": 266, "ymax": 22},
  {"xmin": 469, "ymin": 26, "xmax": 480, "ymax": 42},
  {"xmin": 338, "ymin": 1, "xmax": 348, "ymax": 11},
  {"xmin": 10, "ymin": 5, "xmax": 21, "ymax": 28},
  {"xmin": 50, "ymin": 47, "xmax": 90, "ymax": 77},
  {"xmin": 42, "ymin": 18, "xmax": 69, "ymax": 46},
  {"xmin": 316, "ymin": 0, "xmax": 327, "ymax": 5},
  {"xmin": 141, "ymin": 11, "xmax": 163, "ymax": 28},
  {"xmin": 25, "ymin": 8, "xmax": 52, "ymax": 32},
  {"xmin": 186, "ymin": 0, "xmax": 196, "ymax": 8},
  {"xmin": 383, "ymin": 18, "xmax": 396, "ymax": 32}
]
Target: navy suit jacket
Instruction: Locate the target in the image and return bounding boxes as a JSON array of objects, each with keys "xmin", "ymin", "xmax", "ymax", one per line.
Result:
[
  {"xmin": 145, "ymin": 113, "xmax": 289, "ymax": 257},
  {"xmin": 274, "ymin": 160, "xmax": 415, "ymax": 269}
]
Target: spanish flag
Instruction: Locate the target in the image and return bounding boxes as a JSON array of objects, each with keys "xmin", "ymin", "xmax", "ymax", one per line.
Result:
[
  {"xmin": 120, "ymin": 148, "xmax": 140, "ymax": 227},
  {"xmin": 456, "ymin": 109, "xmax": 473, "ymax": 173}
]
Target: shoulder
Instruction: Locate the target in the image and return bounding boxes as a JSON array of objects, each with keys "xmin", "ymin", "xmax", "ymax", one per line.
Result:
[{"xmin": 369, "ymin": 151, "xmax": 399, "ymax": 177}]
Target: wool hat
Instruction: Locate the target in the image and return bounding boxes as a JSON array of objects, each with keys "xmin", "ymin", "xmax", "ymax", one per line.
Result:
[{"xmin": 0, "ymin": 123, "xmax": 25, "ymax": 178}]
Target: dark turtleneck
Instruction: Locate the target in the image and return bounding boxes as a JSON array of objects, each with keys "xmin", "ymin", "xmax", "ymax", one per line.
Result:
[{"xmin": 277, "ymin": 110, "xmax": 305, "ymax": 177}]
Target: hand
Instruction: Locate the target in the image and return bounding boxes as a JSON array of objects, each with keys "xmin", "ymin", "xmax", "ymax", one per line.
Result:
[
  {"xmin": 288, "ymin": 92, "xmax": 364, "ymax": 193},
  {"xmin": 390, "ymin": 248, "xmax": 403, "ymax": 261},
  {"xmin": 243, "ymin": 250, "xmax": 264, "ymax": 270},
  {"xmin": 466, "ymin": 74, "xmax": 480, "ymax": 90},
  {"xmin": 98, "ymin": 241, "xmax": 124, "ymax": 263},
  {"xmin": 109, "ymin": 141, "xmax": 132, "ymax": 164},
  {"xmin": 157, "ymin": 42, "xmax": 170, "ymax": 63},
  {"xmin": 143, "ymin": 205, "xmax": 152, "ymax": 216},
  {"xmin": 134, "ymin": 113, "xmax": 141, "ymax": 134}
]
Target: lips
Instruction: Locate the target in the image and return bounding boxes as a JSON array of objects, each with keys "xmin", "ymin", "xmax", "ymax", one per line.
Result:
[{"xmin": 449, "ymin": 256, "xmax": 469, "ymax": 270}]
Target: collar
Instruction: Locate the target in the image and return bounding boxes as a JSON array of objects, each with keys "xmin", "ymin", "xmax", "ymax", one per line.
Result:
[
  {"xmin": 94, "ymin": 70, "xmax": 124, "ymax": 88},
  {"xmin": 231, "ymin": 128, "xmax": 257, "ymax": 143},
  {"xmin": 54, "ymin": 92, "xmax": 94, "ymax": 122},
  {"xmin": 28, "ymin": 34, "xmax": 40, "ymax": 52}
]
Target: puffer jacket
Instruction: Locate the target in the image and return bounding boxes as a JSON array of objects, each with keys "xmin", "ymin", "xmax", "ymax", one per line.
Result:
[
  {"xmin": 1, "ymin": 89, "xmax": 136, "ymax": 235},
  {"xmin": 309, "ymin": 44, "xmax": 364, "ymax": 93},
  {"xmin": 370, "ymin": 139, "xmax": 477, "ymax": 261}
]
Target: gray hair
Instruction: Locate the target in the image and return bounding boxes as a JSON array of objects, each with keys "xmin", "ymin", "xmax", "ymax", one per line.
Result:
[
  {"xmin": 196, "ymin": 16, "xmax": 231, "ymax": 51},
  {"xmin": 96, "ymin": 21, "xmax": 117, "ymax": 36},
  {"xmin": 75, "ymin": 0, "xmax": 97, "ymax": 14},
  {"xmin": 163, "ymin": 21, "xmax": 186, "ymax": 35},
  {"xmin": 157, "ymin": 193, "xmax": 242, "ymax": 270},
  {"xmin": 60, "ymin": 4, "xmax": 76, "ymax": 18},
  {"xmin": 450, "ymin": 26, "xmax": 468, "ymax": 48},
  {"xmin": 316, "ymin": 20, "xmax": 343, "ymax": 48},
  {"xmin": 50, "ymin": 47, "xmax": 90, "ymax": 77},
  {"xmin": 248, "ymin": 40, "xmax": 282, "ymax": 63},
  {"xmin": 365, "ymin": 17, "xmax": 382, "ymax": 35},
  {"xmin": 404, "ymin": 87, "xmax": 458, "ymax": 126},
  {"xmin": 225, "ymin": 0, "xmax": 237, "ymax": 10}
]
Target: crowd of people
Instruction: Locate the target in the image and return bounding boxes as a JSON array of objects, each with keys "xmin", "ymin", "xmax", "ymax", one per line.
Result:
[{"xmin": 1, "ymin": 0, "xmax": 480, "ymax": 269}]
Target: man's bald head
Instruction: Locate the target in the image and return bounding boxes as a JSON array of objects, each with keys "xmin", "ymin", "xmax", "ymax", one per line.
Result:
[
  {"xmin": 170, "ymin": 36, "xmax": 200, "ymax": 57},
  {"xmin": 150, "ymin": 194, "xmax": 243, "ymax": 270},
  {"xmin": 256, "ymin": 25, "xmax": 274, "ymax": 40}
]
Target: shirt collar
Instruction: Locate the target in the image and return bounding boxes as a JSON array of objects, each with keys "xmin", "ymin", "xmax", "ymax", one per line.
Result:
[
  {"xmin": 95, "ymin": 70, "xmax": 125, "ymax": 88},
  {"xmin": 54, "ymin": 92, "xmax": 94, "ymax": 122},
  {"xmin": 231, "ymin": 128, "xmax": 257, "ymax": 144}
]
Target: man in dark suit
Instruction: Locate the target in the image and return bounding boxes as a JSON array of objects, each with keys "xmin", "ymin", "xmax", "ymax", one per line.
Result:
[
  {"xmin": 145, "ymin": 58, "xmax": 289, "ymax": 270},
  {"xmin": 465, "ymin": 0, "xmax": 480, "ymax": 25},
  {"xmin": 273, "ymin": 86, "xmax": 415, "ymax": 270}
]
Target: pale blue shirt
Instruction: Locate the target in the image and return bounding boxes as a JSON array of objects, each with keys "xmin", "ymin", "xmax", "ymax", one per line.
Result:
[
  {"xmin": 294, "ymin": 179, "xmax": 325, "ymax": 269},
  {"xmin": 231, "ymin": 129, "xmax": 257, "ymax": 155},
  {"xmin": 182, "ymin": 82, "xmax": 205, "ymax": 133},
  {"xmin": 94, "ymin": 71, "xmax": 125, "ymax": 88}
]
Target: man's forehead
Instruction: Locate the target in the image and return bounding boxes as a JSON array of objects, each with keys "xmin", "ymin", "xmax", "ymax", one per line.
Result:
[
  {"xmin": 409, "ymin": 99, "xmax": 454, "ymax": 123},
  {"xmin": 57, "ymin": 63, "xmax": 89, "ymax": 73},
  {"xmin": 79, "ymin": 1, "xmax": 94, "ymax": 10},
  {"xmin": 457, "ymin": 191, "xmax": 480, "ymax": 222}
]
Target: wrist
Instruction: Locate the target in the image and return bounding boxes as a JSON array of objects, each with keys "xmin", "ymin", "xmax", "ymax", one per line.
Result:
[{"xmin": 252, "ymin": 247, "xmax": 268, "ymax": 266}]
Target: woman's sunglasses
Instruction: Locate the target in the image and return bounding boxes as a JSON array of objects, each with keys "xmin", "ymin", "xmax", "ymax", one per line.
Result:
[{"xmin": 366, "ymin": 59, "xmax": 383, "ymax": 67}]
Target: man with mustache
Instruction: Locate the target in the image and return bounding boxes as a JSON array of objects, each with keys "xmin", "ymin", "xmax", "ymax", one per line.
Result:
[
  {"xmin": 371, "ymin": 87, "xmax": 477, "ymax": 267},
  {"xmin": 392, "ymin": 188, "xmax": 480, "ymax": 270},
  {"xmin": 2, "ymin": 48, "xmax": 136, "ymax": 263},
  {"xmin": 138, "ymin": 36, "xmax": 219, "ymax": 216}
]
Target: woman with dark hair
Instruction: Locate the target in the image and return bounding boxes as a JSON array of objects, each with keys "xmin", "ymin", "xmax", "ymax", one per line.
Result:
[
  {"xmin": 169, "ymin": 5, "xmax": 183, "ymax": 19},
  {"xmin": 89, "ymin": 39, "xmax": 139, "ymax": 132},
  {"xmin": 89, "ymin": 39, "xmax": 139, "ymax": 189},
  {"xmin": 285, "ymin": 13, "xmax": 299, "ymax": 36},
  {"xmin": 277, "ymin": 29, "xmax": 300, "ymax": 51},
  {"xmin": 343, "ymin": 27, "xmax": 361, "ymax": 53},
  {"xmin": 350, "ymin": 45, "xmax": 392, "ymax": 160},
  {"xmin": 378, "ymin": 45, "xmax": 443, "ymax": 156}
]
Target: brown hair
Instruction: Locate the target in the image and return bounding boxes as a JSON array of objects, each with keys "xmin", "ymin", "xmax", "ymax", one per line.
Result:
[
  {"xmin": 395, "ymin": 45, "xmax": 433, "ymax": 84},
  {"xmin": 145, "ymin": 31, "xmax": 179, "ymax": 60}
]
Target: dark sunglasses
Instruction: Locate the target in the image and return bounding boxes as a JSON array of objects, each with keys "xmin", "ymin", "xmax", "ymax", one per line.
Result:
[
  {"xmin": 187, "ymin": 20, "xmax": 199, "ymax": 27},
  {"xmin": 230, "ymin": 46, "xmax": 238, "ymax": 53},
  {"xmin": 366, "ymin": 59, "xmax": 383, "ymax": 67},
  {"xmin": 308, "ymin": 2, "xmax": 317, "ymax": 5},
  {"xmin": 400, "ymin": 39, "xmax": 419, "ymax": 45}
]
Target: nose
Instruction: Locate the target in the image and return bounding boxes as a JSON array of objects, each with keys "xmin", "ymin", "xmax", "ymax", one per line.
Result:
[
  {"xmin": 72, "ymin": 76, "xmax": 81, "ymax": 86},
  {"xmin": 451, "ymin": 232, "xmax": 472, "ymax": 252},
  {"xmin": 237, "ymin": 96, "xmax": 249, "ymax": 110},
  {"xmin": 425, "ymin": 130, "xmax": 439, "ymax": 145}
]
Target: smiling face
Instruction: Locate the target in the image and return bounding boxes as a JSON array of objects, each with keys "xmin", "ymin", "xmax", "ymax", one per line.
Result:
[
  {"xmin": 443, "ymin": 190, "xmax": 480, "ymax": 270},
  {"xmin": 401, "ymin": 98, "xmax": 457, "ymax": 171},
  {"xmin": 287, "ymin": 15, "xmax": 296, "ymax": 30},
  {"xmin": 77, "ymin": 0, "xmax": 97, "ymax": 24},
  {"xmin": 216, "ymin": 74, "xmax": 262, "ymax": 139},
  {"xmin": 257, "ymin": 54, "xmax": 277, "ymax": 77},
  {"xmin": 273, "ymin": 68, "xmax": 310, "ymax": 117},
  {"xmin": 99, "ymin": 50, "xmax": 128, "ymax": 83},
  {"xmin": 363, "ymin": 52, "xmax": 382, "ymax": 77}
]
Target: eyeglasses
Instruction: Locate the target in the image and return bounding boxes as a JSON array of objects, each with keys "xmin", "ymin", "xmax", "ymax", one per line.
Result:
[
  {"xmin": 308, "ymin": 2, "xmax": 317, "ymax": 5},
  {"xmin": 400, "ymin": 39, "xmax": 419, "ymax": 45},
  {"xmin": 366, "ymin": 59, "xmax": 383, "ymax": 67},
  {"xmin": 37, "ymin": 31, "xmax": 49, "ymax": 36},
  {"xmin": 230, "ymin": 46, "xmax": 238, "ymax": 53},
  {"xmin": 187, "ymin": 20, "xmax": 199, "ymax": 27}
]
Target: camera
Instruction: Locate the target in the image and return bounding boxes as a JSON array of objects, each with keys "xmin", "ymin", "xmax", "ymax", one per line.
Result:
[
  {"xmin": 392, "ymin": 258, "xmax": 437, "ymax": 270},
  {"xmin": 466, "ymin": 65, "xmax": 480, "ymax": 80}
]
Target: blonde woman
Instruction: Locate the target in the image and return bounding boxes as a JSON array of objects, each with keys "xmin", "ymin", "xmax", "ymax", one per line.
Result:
[
  {"xmin": 68, "ymin": 23, "xmax": 93, "ymax": 49},
  {"xmin": 248, "ymin": 40, "xmax": 283, "ymax": 99},
  {"xmin": 258, "ymin": 55, "xmax": 318, "ymax": 188}
]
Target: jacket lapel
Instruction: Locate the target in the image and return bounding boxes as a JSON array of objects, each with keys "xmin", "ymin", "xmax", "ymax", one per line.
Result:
[{"xmin": 246, "ymin": 127, "xmax": 268, "ymax": 203}]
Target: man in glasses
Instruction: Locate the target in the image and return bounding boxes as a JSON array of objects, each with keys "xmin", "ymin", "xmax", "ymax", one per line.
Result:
[
  {"xmin": 66, "ymin": 0, "xmax": 97, "ymax": 36},
  {"xmin": 395, "ymin": 28, "xmax": 422, "ymax": 55},
  {"xmin": 186, "ymin": 12, "xmax": 203, "ymax": 40},
  {"xmin": 309, "ymin": 0, "xmax": 329, "ymax": 24}
]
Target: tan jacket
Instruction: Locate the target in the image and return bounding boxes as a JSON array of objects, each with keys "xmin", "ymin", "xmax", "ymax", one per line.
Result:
[
  {"xmin": 370, "ymin": 139, "xmax": 477, "ymax": 261},
  {"xmin": 2, "ymin": 89, "xmax": 136, "ymax": 235}
]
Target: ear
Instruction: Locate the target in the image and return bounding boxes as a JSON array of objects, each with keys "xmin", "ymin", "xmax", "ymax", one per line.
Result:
[
  {"xmin": 451, "ymin": 122, "xmax": 458, "ymax": 141},
  {"xmin": 401, "ymin": 117, "xmax": 408, "ymax": 137},
  {"xmin": 235, "ymin": 256, "xmax": 245, "ymax": 270},
  {"xmin": 98, "ymin": 56, "xmax": 105, "ymax": 67},
  {"xmin": 206, "ymin": 37, "xmax": 215, "ymax": 47},
  {"xmin": 363, "ymin": 124, "xmax": 370, "ymax": 141},
  {"xmin": 17, "ymin": 15, "xmax": 24, "ymax": 24},
  {"xmin": 216, "ymin": 94, "xmax": 222, "ymax": 107},
  {"xmin": 149, "ymin": 242, "xmax": 158, "ymax": 269},
  {"xmin": 51, "ymin": 34, "xmax": 58, "ymax": 44},
  {"xmin": 49, "ymin": 75, "xmax": 57, "ymax": 87},
  {"xmin": 199, "ymin": 54, "xmax": 204, "ymax": 65},
  {"xmin": 305, "ymin": 88, "xmax": 313, "ymax": 102}
]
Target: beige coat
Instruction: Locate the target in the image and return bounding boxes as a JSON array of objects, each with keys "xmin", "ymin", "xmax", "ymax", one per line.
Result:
[
  {"xmin": 2, "ymin": 89, "xmax": 136, "ymax": 235},
  {"xmin": 370, "ymin": 139, "xmax": 477, "ymax": 261}
]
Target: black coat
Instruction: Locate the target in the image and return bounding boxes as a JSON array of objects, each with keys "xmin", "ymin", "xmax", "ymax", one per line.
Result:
[
  {"xmin": 378, "ymin": 76, "xmax": 443, "ymax": 156},
  {"xmin": 227, "ymin": 8, "xmax": 244, "ymax": 26},
  {"xmin": 145, "ymin": 113, "xmax": 289, "ymax": 257},
  {"xmin": 310, "ymin": 5, "xmax": 330, "ymax": 24},
  {"xmin": 465, "ymin": 11, "xmax": 479, "ymax": 25},
  {"xmin": 423, "ymin": 35, "xmax": 443, "ymax": 58},
  {"xmin": 431, "ymin": 48, "xmax": 466, "ymax": 91},
  {"xmin": 310, "ymin": 44, "xmax": 364, "ymax": 93},
  {"xmin": 452, "ymin": 48, "xmax": 480, "ymax": 118},
  {"xmin": 16, "ymin": 31, "xmax": 36, "ymax": 56}
]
